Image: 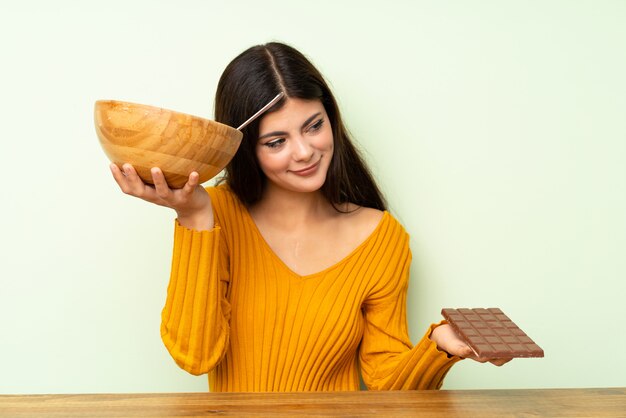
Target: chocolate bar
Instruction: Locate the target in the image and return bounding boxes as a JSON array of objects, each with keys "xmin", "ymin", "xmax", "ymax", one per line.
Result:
[{"xmin": 441, "ymin": 308, "xmax": 544, "ymax": 358}]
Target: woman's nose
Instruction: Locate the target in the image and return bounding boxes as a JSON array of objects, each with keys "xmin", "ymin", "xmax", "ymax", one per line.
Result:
[{"xmin": 292, "ymin": 136, "xmax": 314, "ymax": 161}]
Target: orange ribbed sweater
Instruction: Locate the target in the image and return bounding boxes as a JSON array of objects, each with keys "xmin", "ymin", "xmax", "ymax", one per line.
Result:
[{"xmin": 160, "ymin": 185, "xmax": 460, "ymax": 392}]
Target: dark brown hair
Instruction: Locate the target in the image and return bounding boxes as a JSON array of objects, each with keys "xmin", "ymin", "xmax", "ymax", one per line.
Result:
[{"xmin": 215, "ymin": 42, "xmax": 386, "ymax": 211}]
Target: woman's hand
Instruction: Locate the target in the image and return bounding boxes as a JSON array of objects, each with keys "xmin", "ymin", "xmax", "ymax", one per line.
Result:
[
  {"xmin": 110, "ymin": 163, "xmax": 214, "ymax": 230},
  {"xmin": 430, "ymin": 324, "xmax": 512, "ymax": 366}
]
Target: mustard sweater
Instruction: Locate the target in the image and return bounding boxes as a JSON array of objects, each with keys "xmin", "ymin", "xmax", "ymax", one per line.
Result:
[{"xmin": 160, "ymin": 185, "xmax": 460, "ymax": 392}]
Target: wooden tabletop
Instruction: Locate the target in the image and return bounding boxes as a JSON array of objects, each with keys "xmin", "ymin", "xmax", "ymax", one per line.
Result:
[{"xmin": 1, "ymin": 388, "xmax": 625, "ymax": 417}]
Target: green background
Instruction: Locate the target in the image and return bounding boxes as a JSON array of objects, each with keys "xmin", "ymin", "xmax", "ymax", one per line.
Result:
[{"xmin": 1, "ymin": 0, "xmax": 624, "ymax": 393}]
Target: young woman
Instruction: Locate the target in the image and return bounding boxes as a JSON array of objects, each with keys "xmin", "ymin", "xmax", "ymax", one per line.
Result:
[{"xmin": 110, "ymin": 42, "xmax": 510, "ymax": 392}]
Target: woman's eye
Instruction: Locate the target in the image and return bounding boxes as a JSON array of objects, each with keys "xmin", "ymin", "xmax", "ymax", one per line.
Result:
[
  {"xmin": 308, "ymin": 119, "xmax": 324, "ymax": 132},
  {"xmin": 264, "ymin": 138, "xmax": 285, "ymax": 148}
]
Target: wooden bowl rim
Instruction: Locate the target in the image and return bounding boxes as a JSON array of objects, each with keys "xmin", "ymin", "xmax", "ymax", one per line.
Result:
[{"xmin": 94, "ymin": 99, "xmax": 239, "ymax": 133}]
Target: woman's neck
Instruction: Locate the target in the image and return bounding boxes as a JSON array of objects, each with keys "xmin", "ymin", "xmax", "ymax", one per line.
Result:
[{"xmin": 250, "ymin": 184, "xmax": 335, "ymax": 229}]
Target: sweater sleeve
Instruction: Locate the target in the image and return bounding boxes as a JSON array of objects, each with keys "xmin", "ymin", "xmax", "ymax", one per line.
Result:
[
  {"xmin": 359, "ymin": 236, "xmax": 461, "ymax": 390},
  {"xmin": 160, "ymin": 219, "xmax": 231, "ymax": 376}
]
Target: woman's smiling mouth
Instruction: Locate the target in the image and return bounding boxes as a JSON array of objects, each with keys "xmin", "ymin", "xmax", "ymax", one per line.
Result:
[{"xmin": 290, "ymin": 159, "xmax": 321, "ymax": 176}]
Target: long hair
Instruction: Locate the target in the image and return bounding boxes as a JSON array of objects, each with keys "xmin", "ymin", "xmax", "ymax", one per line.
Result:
[{"xmin": 214, "ymin": 42, "xmax": 386, "ymax": 211}]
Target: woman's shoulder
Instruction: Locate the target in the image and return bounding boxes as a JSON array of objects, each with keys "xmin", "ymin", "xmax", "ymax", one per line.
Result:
[
  {"xmin": 342, "ymin": 204, "xmax": 384, "ymax": 226},
  {"xmin": 337, "ymin": 204, "xmax": 406, "ymax": 244},
  {"xmin": 340, "ymin": 203, "xmax": 402, "ymax": 226}
]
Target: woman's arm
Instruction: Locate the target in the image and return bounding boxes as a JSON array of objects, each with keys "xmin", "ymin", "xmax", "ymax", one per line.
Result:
[
  {"xmin": 160, "ymin": 217, "xmax": 231, "ymax": 375},
  {"xmin": 359, "ymin": 274, "xmax": 461, "ymax": 390},
  {"xmin": 358, "ymin": 225, "xmax": 461, "ymax": 390},
  {"xmin": 110, "ymin": 163, "xmax": 231, "ymax": 374}
]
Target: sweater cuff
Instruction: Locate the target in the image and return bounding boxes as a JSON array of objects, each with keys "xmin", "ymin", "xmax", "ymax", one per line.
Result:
[{"xmin": 174, "ymin": 218, "xmax": 220, "ymax": 233}]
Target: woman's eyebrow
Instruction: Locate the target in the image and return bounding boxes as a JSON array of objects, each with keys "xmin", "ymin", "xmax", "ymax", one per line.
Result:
[
  {"xmin": 258, "ymin": 112, "xmax": 322, "ymax": 140},
  {"xmin": 301, "ymin": 112, "xmax": 322, "ymax": 129}
]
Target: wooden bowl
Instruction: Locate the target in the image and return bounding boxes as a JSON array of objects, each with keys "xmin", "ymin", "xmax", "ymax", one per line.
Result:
[{"xmin": 94, "ymin": 100, "xmax": 243, "ymax": 188}]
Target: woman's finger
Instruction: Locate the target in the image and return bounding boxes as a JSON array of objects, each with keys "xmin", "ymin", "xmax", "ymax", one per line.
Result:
[
  {"xmin": 182, "ymin": 171, "xmax": 200, "ymax": 195},
  {"xmin": 114, "ymin": 163, "xmax": 159, "ymax": 202},
  {"xmin": 151, "ymin": 167, "xmax": 172, "ymax": 201},
  {"xmin": 110, "ymin": 163, "xmax": 129, "ymax": 191},
  {"xmin": 120, "ymin": 163, "xmax": 146, "ymax": 195},
  {"xmin": 454, "ymin": 344, "xmax": 474, "ymax": 359},
  {"xmin": 111, "ymin": 163, "xmax": 142, "ymax": 196}
]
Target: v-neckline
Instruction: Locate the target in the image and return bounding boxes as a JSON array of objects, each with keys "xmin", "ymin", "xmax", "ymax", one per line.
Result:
[{"xmin": 241, "ymin": 206, "xmax": 389, "ymax": 279}]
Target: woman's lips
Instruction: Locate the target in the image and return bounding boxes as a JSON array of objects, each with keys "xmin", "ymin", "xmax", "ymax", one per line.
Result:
[{"xmin": 290, "ymin": 159, "xmax": 321, "ymax": 176}]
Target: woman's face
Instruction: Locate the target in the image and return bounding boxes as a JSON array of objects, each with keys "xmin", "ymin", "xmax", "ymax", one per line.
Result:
[{"xmin": 256, "ymin": 98, "xmax": 334, "ymax": 194}]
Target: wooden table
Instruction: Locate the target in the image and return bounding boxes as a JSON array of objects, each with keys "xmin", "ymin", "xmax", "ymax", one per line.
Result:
[{"xmin": 1, "ymin": 388, "xmax": 624, "ymax": 417}]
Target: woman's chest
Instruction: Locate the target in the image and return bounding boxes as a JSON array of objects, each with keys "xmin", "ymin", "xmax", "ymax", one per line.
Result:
[
  {"xmin": 227, "ymin": 264, "xmax": 368, "ymax": 357},
  {"xmin": 263, "ymin": 231, "xmax": 357, "ymax": 277}
]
